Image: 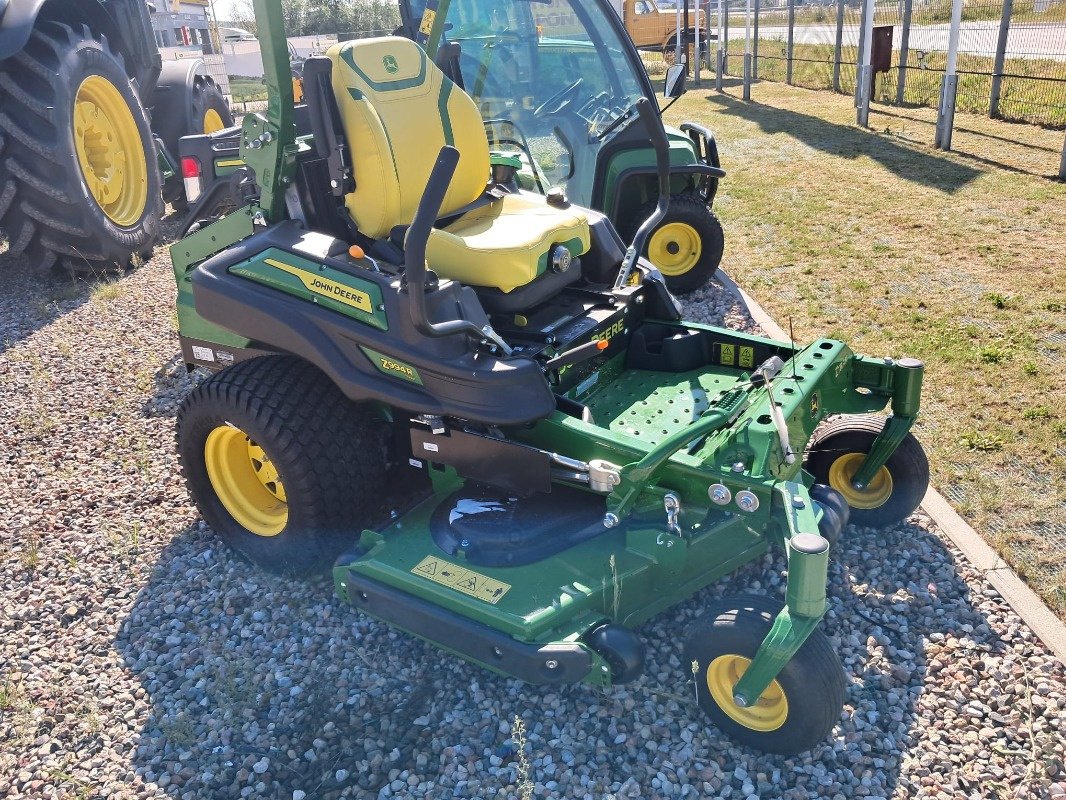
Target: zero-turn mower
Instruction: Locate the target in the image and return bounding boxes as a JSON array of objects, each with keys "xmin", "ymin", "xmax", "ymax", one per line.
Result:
[{"xmin": 172, "ymin": 0, "xmax": 930, "ymax": 755}]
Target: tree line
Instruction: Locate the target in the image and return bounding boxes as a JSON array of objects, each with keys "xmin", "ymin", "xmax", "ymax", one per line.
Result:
[{"xmin": 228, "ymin": 0, "xmax": 401, "ymax": 37}]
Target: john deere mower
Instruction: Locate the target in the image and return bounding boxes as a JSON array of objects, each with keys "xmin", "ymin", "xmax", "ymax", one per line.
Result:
[
  {"xmin": 179, "ymin": 0, "xmax": 726, "ymax": 294},
  {"xmin": 172, "ymin": 0, "xmax": 930, "ymax": 755}
]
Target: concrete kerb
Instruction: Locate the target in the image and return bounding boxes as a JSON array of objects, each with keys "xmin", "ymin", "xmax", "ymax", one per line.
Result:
[{"xmin": 715, "ymin": 269, "xmax": 1066, "ymax": 663}]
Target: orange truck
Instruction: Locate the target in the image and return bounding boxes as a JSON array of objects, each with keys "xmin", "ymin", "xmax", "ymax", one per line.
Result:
[{"xmin": 608, "ymin": 0, "xmax": 707, "ymax": 54}]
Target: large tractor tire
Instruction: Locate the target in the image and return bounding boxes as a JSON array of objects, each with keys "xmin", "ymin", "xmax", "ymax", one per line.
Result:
[
  {"xmin": 177, "ymin": 356, "xmax": 391, "ymax": 576},
  {"xmin": 0, "ymin": 22, "xmax": 162, "ymax": 277},
  {"xmin": 160, "ymin": 77, "xmax": 233, "ymax": 212}
]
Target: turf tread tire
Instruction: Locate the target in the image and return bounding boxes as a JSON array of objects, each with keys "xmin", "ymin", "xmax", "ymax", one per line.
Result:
[
  {"xmin": 683, "ymin": 595, "xmax": 845, "ymax": 755},
  {"xmin": 0, "ymin": 22, "xmax": 162, "ymax": 277},
  {"xmin": 804, "ymin": 415, "xmax": 929, "ymax": 529},
  {"xmin": 177, "ymin": 356, "xmax": 390, "ymax": 576},
  {"xmin": 620, "ymin": 193, "xmax": 724, "ymax": 295}
]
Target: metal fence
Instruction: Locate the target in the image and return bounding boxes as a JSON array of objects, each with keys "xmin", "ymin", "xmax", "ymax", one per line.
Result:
[{"xmin": 703, "ymin": 0, "xmax": 1066, "ymax": 128}]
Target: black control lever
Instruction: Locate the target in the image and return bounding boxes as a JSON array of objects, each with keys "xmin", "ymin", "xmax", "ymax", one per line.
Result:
[{"xmin": 544, "ymin": 339, "xmax": 609, "ymax": 372}]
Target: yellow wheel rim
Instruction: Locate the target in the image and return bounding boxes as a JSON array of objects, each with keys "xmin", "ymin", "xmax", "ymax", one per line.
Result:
[
  {"xmin": 203, "ymin": 107, "xmax": 226, "ymax": 134},
  {"xmin": 706, "ymin": 654, "xmax": 789, "ymax": 732},
  {"xmin": 73, "ymin": 75, "xmax": 148, "ymax": 227},
  {"xmin": 648, "ymin": 222, "xmax": 702, "ymax": 277},
  {"xmin": 204, "ymin": 425, "xmax": 288, "ymax": 537},
  {"xmin": 828, "ymin": 452, "xmax": 894, "ymax": 510}
]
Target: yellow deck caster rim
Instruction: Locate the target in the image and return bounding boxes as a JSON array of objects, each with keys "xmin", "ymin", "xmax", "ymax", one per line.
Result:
[
  {"xmin": 706, "ymin": 654, "xmax": 789, "ymax": 732},
  {"xmin": 828, "ymin": 452, "xmax": 894, "ymax": 509},
  {"xmin": 204, "ymin": 107, "xmax": 226, "ymax": 134},
  {"xmin": 73, "ymin": 75, "xmax": 148, "ymax": 227},
  {"xmin": 648, "ymin": 222, "xmax": 702, "ymax": 277},
  {"xmin": 204, "ymin": 425, "xmax": 288, "ymax": 536}
]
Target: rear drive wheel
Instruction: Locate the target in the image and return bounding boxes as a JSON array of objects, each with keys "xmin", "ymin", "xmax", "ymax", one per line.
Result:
[
  {"xmin": 684, "ymin": 595, "xmax": 845, "ymax": 755},
  {"xmin": 177, "ymin": 356, "xmax": 390, "ymax": 575},
  {"xmin": 622, "ymin": 194, "xmax": 724, "ymax": 294},
  {"xmin": 804, "ymin": 415, "xmax": 929, "ymax": 528},
  {"xmin": 0, "ymin": 22, "xmax": 162, "ymax": 276}
]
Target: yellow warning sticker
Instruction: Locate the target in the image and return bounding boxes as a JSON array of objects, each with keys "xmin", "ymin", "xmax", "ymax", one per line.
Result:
[
  {"xmin": 739, "ymin": 346, "xmax": 755, "ymax": 368},
  {"xmin": 411, "ymin": 556, "xmax": 511, "ymax": 605},
  {"xmin": 720, "ymin": 343, "xmax": 735, "ymax": 366}
]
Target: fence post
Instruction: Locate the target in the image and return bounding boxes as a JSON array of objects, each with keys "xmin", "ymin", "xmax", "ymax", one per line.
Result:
[
  {"xmin": 717, "ymin": 0, "xmax": 726, "ymax": 89},
  {"xmin": 896, "ymin": 0, "xmax": 913, "ymax": 105},
  {"xmin": 857, "ymin": 0, "xmax": 875, "ymax": 125},
  {"xmin": 723, "ymin": 0, "xmax": 730, "ymax": 74},
  {"xmin": 787, "ymin": 0, "xmax": 796, "ymax": 85},
  {"xmin": 833, "ymin": 0, "xmax": 845, "ymax": 93},
  {"xmin": 743, "ymin": 0, "xmax": 753, "ymax": 99},
  {"xmin": 988, "ymin": 0, "xmax": 1014, "ymax": 118},
  {"xmin": 753, "ymin": 0, "xmax": 760, "ymax": 80},
  {"xmin": 1059, "ymin": 133, "xmax": 1066, "ymax": 180},
  {"xmin": 935, "ymin": 0, "xmax": 964, "ymax": 149},
  {"xmin": 855, "ymin": 0, "xmax": 869, "ymax": 105}
]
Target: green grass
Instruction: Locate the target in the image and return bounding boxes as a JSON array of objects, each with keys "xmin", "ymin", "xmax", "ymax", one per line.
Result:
[
  {"xmin": 665, "ymin": 83, "xmax": 1066, "ymax": 614},
  {"xmin": 228, "ymin": 75, "xmax": 268, "ymax": 103}
]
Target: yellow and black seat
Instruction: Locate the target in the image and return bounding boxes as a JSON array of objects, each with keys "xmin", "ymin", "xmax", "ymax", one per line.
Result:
[{"xmin": 323, "ymin": 36, "xmax": 590, "ymax": 303}]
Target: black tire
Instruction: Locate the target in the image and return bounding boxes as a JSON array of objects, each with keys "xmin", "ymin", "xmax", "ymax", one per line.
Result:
[
  {"xmin": 684, "ymin": 595, "xmax": 845, "ymax": 755},
  {"xmin": 162, "ymin": 78, "xmax": 233, "ymax": 212},
  {"xmin": 176, "ymin": 356, "xmax": 390, "ymax": 576},
  {"xmin": 620, "ymin": 193, "xmax": 724, "ymax": 295},
  {"xmin": 0, "ymin": 22, "xmax": 163, "ymax": 276},
  {"xmin": 804, "ymin": 415, "xmax": 929, "ymax": 529}
]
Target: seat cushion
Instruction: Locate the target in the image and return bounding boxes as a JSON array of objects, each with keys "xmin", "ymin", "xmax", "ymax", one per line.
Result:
[
  {"xmin": 426, "ymin": 193, "xmax": 591, "ymax": 293},
  {"xmin": 326, "ymin": 37, "xmax": 491, "ymax": 240}
]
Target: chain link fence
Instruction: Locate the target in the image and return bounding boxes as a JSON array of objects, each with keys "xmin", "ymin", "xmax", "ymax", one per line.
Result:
[{"xmin": 701, "ymin": 0, "xmax": 1066, "ymax": 127}]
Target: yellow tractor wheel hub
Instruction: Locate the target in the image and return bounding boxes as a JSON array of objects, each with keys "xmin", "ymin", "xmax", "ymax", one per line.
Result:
[
  {"xmin": 73, "ymin": 75, "xmax": 148, "ymax": 227},
  {"xmin": 706, "ymin": 654, "xmax": 789, "ymax": 732},
  {"xmin": 828, "ymin": 452, "xmax": 894, "ymax": 509},
  {"xmin": 203, "ymin": 107, "xmax": 226, "ymax": 134},
  {"xmin": 204, "ymin": 425, "xmax": 288, "ymax": 536},
  {"xmin": 648, "ymin": 222, "xmax": 702, "ymax": 276}
]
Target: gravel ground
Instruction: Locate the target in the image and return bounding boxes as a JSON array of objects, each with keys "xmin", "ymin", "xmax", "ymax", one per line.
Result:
[{"xmin": 1, "ymin": 237, "xmax": 1064, "ymax": 800}]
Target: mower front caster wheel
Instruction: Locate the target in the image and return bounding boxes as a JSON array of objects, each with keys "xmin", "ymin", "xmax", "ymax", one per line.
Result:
[
  {"xmin": 804, "ymin": 415, "xmax": 929, "ymax": 529},
  {"xmin": 176, "ymin": 356, "xmax": 389, "ymax": 576},
  {"xmin": 684, "ymin": 595, "xmax": 845, "ymax": 755},
  {"xmin": 621, "ymin": 194, "xmax": 724, "ymax": 295}
]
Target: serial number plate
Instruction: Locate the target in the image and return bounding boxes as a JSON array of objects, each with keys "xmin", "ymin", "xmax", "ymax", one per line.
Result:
[{"xmin": 411, "ymin": 556, "xmax": 511, "ymax": 605}]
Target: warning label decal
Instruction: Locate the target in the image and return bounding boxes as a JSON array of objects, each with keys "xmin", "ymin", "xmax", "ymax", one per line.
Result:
[{"xmin": 411, "ymin": 556, "xmax": 511, "ymax": 605}]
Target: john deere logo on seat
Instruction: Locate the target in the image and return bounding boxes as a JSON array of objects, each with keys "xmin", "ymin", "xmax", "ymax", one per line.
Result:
[{"xmin": 382, "ymin": 55, "xmax": 399, "ymax": 74}]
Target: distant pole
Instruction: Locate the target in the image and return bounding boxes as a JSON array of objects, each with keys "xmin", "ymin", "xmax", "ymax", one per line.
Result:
[
  {"xmin": 743, "ymin": 0, "xmax": 752, "ymax": 99},
  {"xmin": 723, "ymin": 0, "xmax": 729, "ymax": 73},
  {"xmin": 854, "ymin": 0, "xmax": 868, "ymax": 105},
  {"xmin": 935, "ymin": 0, "xmax": 964, "ymax": 148},
  {"xmin": 856, "ymin": 0, "xmax": 875, "ymax": 125},
  {"xmin": 832, "ymin": 0, "xmax": 845, "ymax": 92},
  {"xmin": 676, "ymin": 4, "xmax": 684, "ymax": 63},
  {"xmin": 1059, "ymin": 133, "xmax": 1066, "ymax": 179},
  {"xmin": 786, "ymin": 0, "xmax": 796, "ymax": 84},
  {"xmin": 695, "ymin": 1, "xmax": 702, "ymax": 86},
  {"xmin": 717, "ymin": 0, "xmax": 725, "ymax": 89},
  {"xmin": 988, "ymin": 0, "xmax": 1014, "ymax": 118},
  {"xmin": 752, "ymin": 0, "xmax": 760, "ymax": 80},
  {"xmin": 896, "ymin": 0, "xmax": 913, "ymax": 106}
]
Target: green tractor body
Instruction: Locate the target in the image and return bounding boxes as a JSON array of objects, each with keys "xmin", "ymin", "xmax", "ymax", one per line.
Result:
[
  {"xmin": 171, "ymin": 0, "xmax": 930, "ymax": 755},
  {"xmin": 0, "ymin": 0, "xmax": 232, "ymax": 276}
]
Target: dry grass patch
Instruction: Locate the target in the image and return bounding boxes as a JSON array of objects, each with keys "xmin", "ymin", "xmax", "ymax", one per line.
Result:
[{"xmin": 667, "ymin": 83, "xmax": 1066, "ymax": 613}]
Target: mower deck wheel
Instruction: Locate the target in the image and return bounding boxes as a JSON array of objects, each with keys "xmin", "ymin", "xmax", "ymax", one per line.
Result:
[
  {"xmin": 176, "ymin": 355, "xmax": 389, "ymax": 575},
  {"xmin": 683, "ymin": 595, "xmax": 845, "ymax": 755},
  {"xmin": 804, "ymin": 415, "xmax": 929, "ymax": 529}
]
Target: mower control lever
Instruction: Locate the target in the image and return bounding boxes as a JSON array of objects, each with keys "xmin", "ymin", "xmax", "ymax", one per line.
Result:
[
  {"xmin": 752, "ymin": 355, "xmax": 796, "ymax": 466},
  {"xmin": 544, "ymin": 339, "xmax": 609, "ymax": 372}
]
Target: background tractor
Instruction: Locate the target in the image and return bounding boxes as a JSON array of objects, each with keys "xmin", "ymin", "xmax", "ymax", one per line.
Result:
[{"xmin": 0, "ymin": 0, "xmax": 233, "ymax": 277}]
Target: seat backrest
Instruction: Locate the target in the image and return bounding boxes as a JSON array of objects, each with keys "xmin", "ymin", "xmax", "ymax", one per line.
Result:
[{"xmin": 326, "ymin": 37, "xmax": 491, "ymax": 240}]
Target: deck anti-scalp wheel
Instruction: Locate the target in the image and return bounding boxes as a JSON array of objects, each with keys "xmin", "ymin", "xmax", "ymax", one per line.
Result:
[
  {"xmin": 176, "ymin": 356, "xmax": 389, "ymax": 575},
  {"xmin": 684, "ymin": 595, "xmax": 845, "ymax": 755},
  {"xmin": 804, "ymin": 415, "xmax": 929, "ymax": 529}
]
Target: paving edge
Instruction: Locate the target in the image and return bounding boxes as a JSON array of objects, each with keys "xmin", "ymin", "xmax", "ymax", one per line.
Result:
[{"xmin": 715, "ymin": 269, "xmax": 1066, "ymax": 663}]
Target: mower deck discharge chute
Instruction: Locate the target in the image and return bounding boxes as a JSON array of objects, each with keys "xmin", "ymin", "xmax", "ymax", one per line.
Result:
[{"xmin": 171, "ymin": 0, "xmax": 930, "ymax": 755}]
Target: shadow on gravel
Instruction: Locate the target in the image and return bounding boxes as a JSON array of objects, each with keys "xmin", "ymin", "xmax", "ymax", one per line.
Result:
[
  {"xmin": 116, "ymin": 513, "xmax": 1045, "ymax": 799},
  {"xmin": 705, "ymin": 92, "xmax": 984, "ymax": 192},
  {"xmin": 0, "ymin": 255, "xmax": 96, "ymax": 355}
]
